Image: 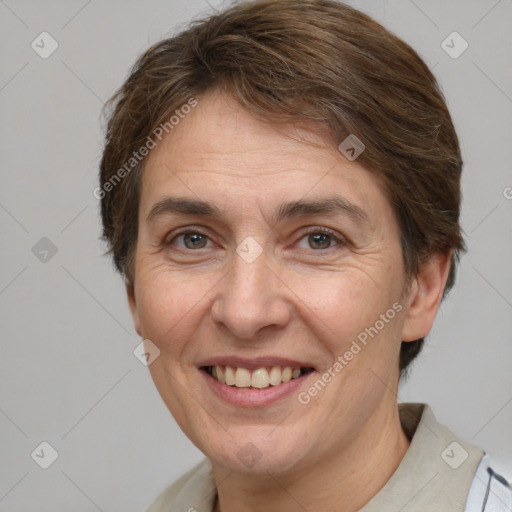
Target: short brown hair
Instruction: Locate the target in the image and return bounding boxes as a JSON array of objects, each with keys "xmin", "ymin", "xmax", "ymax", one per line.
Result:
[{"xmin": 99, "ymin": 0, "xmax": 465, "ymax": 376}]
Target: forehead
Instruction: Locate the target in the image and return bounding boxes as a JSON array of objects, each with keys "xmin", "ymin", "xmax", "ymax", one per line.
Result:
[{"xmin": 140, "ymin": 90, "xmax": 394, "ymax": 227}]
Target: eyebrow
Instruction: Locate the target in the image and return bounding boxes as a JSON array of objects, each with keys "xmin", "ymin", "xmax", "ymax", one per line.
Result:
[{"xmin": 146, "ymin": 195, "xmax": 371, "ymax": 226}]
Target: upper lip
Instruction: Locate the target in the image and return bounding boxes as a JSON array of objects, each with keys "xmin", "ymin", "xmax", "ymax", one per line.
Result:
[{"xmin": 197, "ymin": 356, "xmax": 316, "ymax": 371}]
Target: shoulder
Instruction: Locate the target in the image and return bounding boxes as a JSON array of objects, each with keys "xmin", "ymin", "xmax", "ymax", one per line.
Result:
[
  {"xmin": 146, "ymin": 458, "xmax": 216, "ymax": 512},
  {"xmin": 464, "ymin": 454, "xmax": 512, "ymax": 512}
]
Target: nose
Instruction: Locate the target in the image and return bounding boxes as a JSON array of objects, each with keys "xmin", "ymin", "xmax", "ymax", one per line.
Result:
[{"xmin": 210, "ymin": 247, "xmax": 292, "ymax": 341}]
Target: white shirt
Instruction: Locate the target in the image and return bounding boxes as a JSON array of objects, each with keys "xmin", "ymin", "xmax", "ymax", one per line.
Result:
[{"xmin": 465, "ymin": 454, "xmax": 512, "ymax": 511}]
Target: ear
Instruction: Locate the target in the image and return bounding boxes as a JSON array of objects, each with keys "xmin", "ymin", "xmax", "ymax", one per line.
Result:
[
  {"xmin": 401, "ymin": 251, "xmax": 452, "ymax": 342},
  {"xmin": 126, "ymin": 282, "xmax": 142, "ymax": 337}
]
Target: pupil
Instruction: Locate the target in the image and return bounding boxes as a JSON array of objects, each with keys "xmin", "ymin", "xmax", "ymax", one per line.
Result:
[
  {"xmin": 310, "ymin": 233, "xmax": 330, "ymax": 249},
  {"xmin": 186, "ymin": 233, "xmax": 206, "ymax": 248}
]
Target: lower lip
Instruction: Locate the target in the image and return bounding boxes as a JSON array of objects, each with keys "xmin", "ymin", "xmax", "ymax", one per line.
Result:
[{"xmin": 200, "ymin": 369, "xmax": 314, "ymax": 408}]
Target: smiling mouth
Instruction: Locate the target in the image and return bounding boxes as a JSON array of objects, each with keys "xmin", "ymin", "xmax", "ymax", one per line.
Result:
[{"xmin": 202, "ymin": 365, "xmax": 315, "ymax": 389}]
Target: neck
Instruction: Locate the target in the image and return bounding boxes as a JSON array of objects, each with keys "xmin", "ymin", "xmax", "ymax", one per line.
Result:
[{"xmin": 212, "ymin": 399, "xmax": 410, "ymax": 512}]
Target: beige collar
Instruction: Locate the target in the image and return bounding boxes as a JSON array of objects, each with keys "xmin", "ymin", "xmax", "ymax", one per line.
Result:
[{"xmin": 360, "ymin": 403, "xmax": 483, "ymax": 511}]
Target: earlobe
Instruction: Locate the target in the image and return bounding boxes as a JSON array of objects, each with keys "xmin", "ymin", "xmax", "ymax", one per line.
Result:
[
  {"xmin": 126, "ymin": 282, "xmax": 142, "ymax": 337},
  {"xmin": 401, "ymin": 251, "xmax": 452, "ymax": 342}
]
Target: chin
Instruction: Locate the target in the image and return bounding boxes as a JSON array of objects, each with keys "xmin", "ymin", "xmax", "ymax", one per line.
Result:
[{"xmin": 199, "ymin": 426, "xmax": 313, "ymax": 476}]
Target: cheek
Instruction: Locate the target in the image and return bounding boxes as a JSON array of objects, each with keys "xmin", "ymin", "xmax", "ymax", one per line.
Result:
[
  {"xmin": 303, "ymin": 270, "xmax": 401, "ymax": 332},
  {"xmin": 294, "ymin": 266, "xmax": 405, "ymax": 372},
  {"xmin": 134, "ymin": 268, "xmax": 212, "ymax": 355}
]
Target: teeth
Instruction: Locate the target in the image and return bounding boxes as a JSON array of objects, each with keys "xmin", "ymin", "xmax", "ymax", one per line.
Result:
[
  {"xmin": 210, "ymin": 365, "xmax": 307, "ymax": 388},
  {"xmin": 251, "ymin": 368, "xmax": 270, "ymax": 389},
  {"xmin": 225, "ymin": 366, "xmax": 236, "ymax": 386},
  {"xmin": 216, "ymin": 365, "xmax": 225, "ymax": 384},
  {"xmin": 269, "ymin": 366, "xmax": 282, "ymax": 386},
  {"xmin": 235, "ymin": 367, "xmax": 251, "ymax": 387}
]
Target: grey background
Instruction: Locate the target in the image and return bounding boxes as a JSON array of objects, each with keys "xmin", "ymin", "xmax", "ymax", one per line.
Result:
[{"xmin": 0, "ymin": 0, "xmax": 511, "ymax": 510}]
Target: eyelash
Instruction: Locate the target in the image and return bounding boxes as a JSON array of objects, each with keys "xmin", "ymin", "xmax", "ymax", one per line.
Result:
[{"xmin": 165, "ymin": 226, "xmax": 347, "ymax": 252}]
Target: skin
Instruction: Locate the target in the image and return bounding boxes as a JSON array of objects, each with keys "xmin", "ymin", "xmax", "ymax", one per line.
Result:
[{"xmin": 127, "ymin": 89, "xmax": 451, "ymax": 512}]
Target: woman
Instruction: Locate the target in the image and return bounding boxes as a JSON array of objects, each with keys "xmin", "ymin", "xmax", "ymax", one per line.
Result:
[{"xmin": 98, "ymin": 0, "xmax": 511, "ymax": 510}]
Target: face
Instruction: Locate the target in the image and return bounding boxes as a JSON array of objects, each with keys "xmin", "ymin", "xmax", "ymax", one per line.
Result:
[{"xmin": 127, "ymin": 90, "xmax": 426, "ymax": 476}]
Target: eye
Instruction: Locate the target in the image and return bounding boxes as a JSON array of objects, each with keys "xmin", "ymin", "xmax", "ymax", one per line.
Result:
[
  {"xmin": 296, "ymin": 228, "xmax": 346, "ymax": 251},
  {"xmin": 167, "ymin": 230, "xmax": 213, "ymax": 250}
]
